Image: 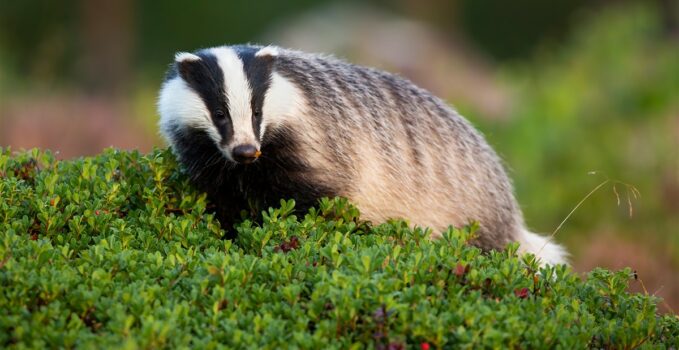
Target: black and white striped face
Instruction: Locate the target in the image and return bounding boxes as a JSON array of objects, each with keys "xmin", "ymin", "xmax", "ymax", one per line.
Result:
[{"xmin": 158, "ymin": 45, "xmax": 293, "ymax": 164}]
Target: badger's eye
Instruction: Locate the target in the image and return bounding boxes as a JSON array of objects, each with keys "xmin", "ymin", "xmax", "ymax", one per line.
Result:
[
  {"xmin": 214, "ymin": 110, "xmax": 225, "ymax": 119},
  {"xmin": 253, "ymin": 109, "xmax": 262, "ymax": 118}
]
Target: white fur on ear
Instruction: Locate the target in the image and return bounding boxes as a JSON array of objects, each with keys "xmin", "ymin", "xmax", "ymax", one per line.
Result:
[
  {"xmin": 255, "ymin": 46, "xmax": 279, "ymax": 58},
  {"xmin": 175, "ymin": 52, "xmax": 201, "ymax": 62}
]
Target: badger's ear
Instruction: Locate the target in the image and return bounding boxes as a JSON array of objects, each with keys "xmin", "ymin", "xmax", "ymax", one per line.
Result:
[
  {"xmin": 255, "ymin": 46, "xmax": 279, "ymax": 58},
  {"xmin": 175, "ymin": 52, "xmax": 204, "ymax": 86}
]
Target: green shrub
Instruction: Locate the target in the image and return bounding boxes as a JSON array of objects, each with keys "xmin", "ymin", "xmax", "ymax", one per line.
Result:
[{"xmin": 0, "ymin": 148, "xmax": 677, "ymax": 349}]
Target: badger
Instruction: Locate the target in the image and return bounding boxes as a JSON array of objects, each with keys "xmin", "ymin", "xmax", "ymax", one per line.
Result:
[{"xmin": 158, "ymin": 44, "xmax": 567, "ymax": 265}]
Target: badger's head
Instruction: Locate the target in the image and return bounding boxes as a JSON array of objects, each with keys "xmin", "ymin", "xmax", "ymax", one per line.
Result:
[{"xmin": 158, "ymin": 45, "xmax": 296, "ymax": 165}]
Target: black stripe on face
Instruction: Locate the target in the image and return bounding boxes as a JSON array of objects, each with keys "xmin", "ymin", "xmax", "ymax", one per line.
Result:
[
  {"xmin": 176, "ymin": 52, "xmax": 233, "ymax": 144},
  {"xmin": 234, "ymin": 46, "xmax": 275, "ymax": 141}
]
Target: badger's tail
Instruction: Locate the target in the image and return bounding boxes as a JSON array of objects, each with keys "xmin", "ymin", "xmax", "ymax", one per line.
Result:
[{"xmin": 517, "ymin": 229, "xmax": 569, "ymax": 266}]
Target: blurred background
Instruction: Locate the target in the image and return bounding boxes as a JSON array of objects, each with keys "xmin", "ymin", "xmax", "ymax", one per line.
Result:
[{"xmin": 0, "ymin": 0, "xmax": 677, "ymax": 311}]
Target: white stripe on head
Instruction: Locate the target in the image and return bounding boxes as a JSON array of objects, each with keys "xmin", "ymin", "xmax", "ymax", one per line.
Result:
[
  {"xmin": 158, "ymin": 77, "xmax": 220, "ymax": 145},
  {"xmin": 260, "ymin": 72, "xmax": 305, "ymax": 138},
  {"xmin": 209, "ymin": 47, "xmax": 258, "ymax": 148}
]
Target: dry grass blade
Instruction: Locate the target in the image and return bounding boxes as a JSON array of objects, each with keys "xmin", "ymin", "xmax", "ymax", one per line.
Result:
[
  {"xmin": 538, "ymin": 172, "xmax": 641, "ymax": 258},
  {"xmin": 545, "ymin": 179, "xmax": 610, "ymax": 244},
  {"xmin": 613, "ymin": 184, "xmax": 621, "ymax": 206}
]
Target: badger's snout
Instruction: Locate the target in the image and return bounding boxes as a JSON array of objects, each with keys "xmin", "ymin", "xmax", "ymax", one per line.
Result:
[{"xmin": 231, "ymin": 144, "xmax": 260, "ymax": 164}]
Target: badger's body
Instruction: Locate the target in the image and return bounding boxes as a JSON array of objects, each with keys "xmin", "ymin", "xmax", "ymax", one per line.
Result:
[{"xmin": 158, "ymin": 44, "xmax": 567, "ymax": 265}]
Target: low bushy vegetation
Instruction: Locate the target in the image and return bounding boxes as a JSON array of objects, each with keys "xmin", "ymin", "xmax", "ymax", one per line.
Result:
[{"xmin": 0, "ymin": 148, "xmax": 677, "ymax": 348}]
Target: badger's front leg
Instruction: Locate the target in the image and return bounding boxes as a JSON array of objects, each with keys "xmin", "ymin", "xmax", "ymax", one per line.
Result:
[{"xmin": 207, "ymin": 186, "xmax": 247, "ymax": 240}]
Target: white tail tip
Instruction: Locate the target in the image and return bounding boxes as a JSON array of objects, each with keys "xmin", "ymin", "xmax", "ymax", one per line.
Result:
[{"xmin": 517, "ymin": 230, "xmax": 569, "ymax": 266}]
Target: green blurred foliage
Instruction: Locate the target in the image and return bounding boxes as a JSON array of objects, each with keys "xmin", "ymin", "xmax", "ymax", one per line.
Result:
[
  {"xmin": 0, "ymin": 0, "xmax": 607, "ymax": 87},
  {"xmin": 458, "ymin": 0, "xmax": 590, "ymax": 61},
  {"xmin": 473, "ymin": 4, "xmax": 679, "ymax": 259},
  {"xmin": 0, "ymin": 0, "xmax": 330, "ymax": 87},
  {"xmin": 1, "ymin": 148, "xmax": 677, "ymax": 348}
]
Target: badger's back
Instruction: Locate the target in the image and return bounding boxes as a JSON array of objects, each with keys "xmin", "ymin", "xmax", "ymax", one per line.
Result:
[{"xmin": 270, "ymin": 48, "xmax": 520, "ymax": 250}]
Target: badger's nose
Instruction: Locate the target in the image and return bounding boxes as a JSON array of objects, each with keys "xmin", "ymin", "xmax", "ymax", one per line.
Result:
[{"xmin": 232, "ymin": 144, "xmax": 260, "ymax": 164}]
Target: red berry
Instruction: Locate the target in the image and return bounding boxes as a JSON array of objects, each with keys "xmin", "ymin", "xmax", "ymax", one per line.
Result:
[
  {"xmin": 421, "ymin": 342, "xmax": 431, "ymax": 350},
  {"xmin": 454, "ymin": 263, "xmax": 467, "ymax": 277},
  {"xmin": 514, "ymin": 287, "xmax": 530, "ymax": 299}
]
